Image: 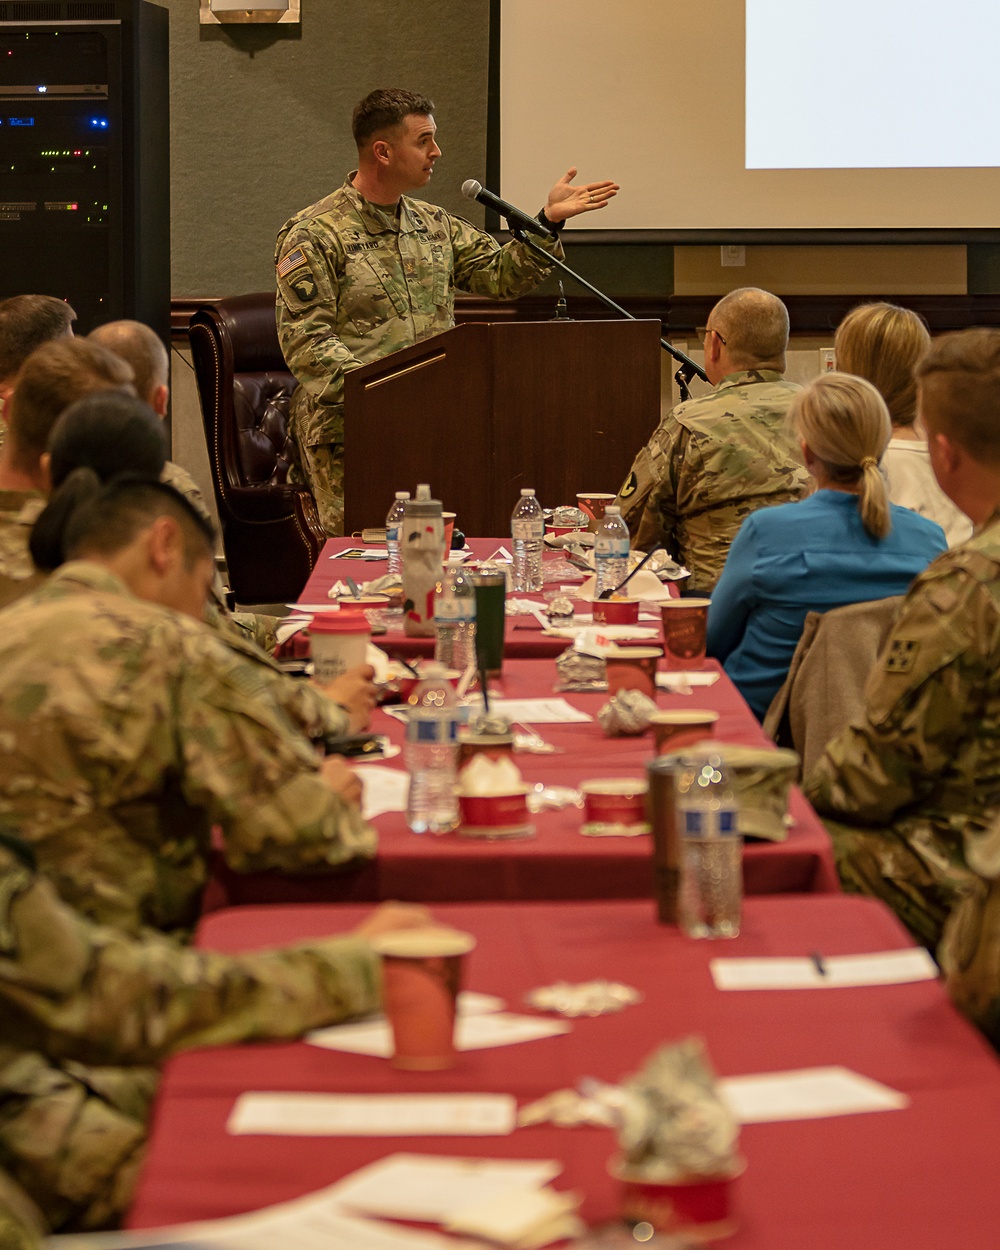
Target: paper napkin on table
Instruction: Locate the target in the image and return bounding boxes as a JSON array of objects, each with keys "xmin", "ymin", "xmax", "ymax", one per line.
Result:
[
  {"xmin": 227, "ymin": 1093, "xmax": 516, "ymax": 1138},
  {"xmin": 307, "ymin": 1012, "xmax": 570, "ymax": 1058},
  {"xmin": 710, "ymin": 948, "xmax": 938, "ymax": 990},
  {"xmin": 720, "ymin": 1066, "xmax": 909, "ymax": 1122}
]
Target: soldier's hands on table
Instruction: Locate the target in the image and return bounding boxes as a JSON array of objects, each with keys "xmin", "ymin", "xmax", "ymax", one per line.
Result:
[
  {"xmin": 544, "ymin": 168, "xmax": 619, "ymax": 223},
  {"xmin": 321, "ymin": 755, "xmax": 363, "ymax": 807},
  {"xmin": 318, "ymin": 663, "xmax": 378, "ymax": 732}
]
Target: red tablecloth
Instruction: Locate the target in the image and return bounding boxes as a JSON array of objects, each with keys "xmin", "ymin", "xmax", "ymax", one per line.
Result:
[
  {"xmin": 299, "ymin": 537, "xmax": 677, "ymax": 660},
  {"xmin": 127, "ymin": 896, "xmax": 1000, "ymax": 1249},
  {"xmin": 208, "ymin": 659, "xmax": 837, "ymax": 907}
]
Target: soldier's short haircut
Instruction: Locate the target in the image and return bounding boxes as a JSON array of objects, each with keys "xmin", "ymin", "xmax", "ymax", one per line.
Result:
[
  {"xmin": 31, "ymin": 471, "xmax": 215, "ymax": 573},
  {"xmin": 352, "ymin": 87, "xmax": 435, "ymax": 147},
  {"xmin": 710, "ymin": 287, "xmax": 789, "ymax": 371},
  {"xmin": 48, "ymin": 391, "xmax": 167, "ymax": 489},
  {"xmin": 916, "ymin": 328, "xmax": 1000, "ymax": 466},
  {"xmin": 6, "ymin": 339, "xmax": 134, "ymax": 473},
  {"xmin": 0, "ymin": 295, "xmax": 76, "ymax": 383},
  {"xmin": 88, "ymin": 320, "xmax": 168, "ymax": 407},
  {"xmin": 835, "ymin": 302, "xmax": 930, "ymax": 429}
]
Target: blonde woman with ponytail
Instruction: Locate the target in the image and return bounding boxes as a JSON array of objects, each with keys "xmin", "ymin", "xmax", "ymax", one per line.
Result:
[
  {"xmin": 706, "ymin": 373, "xmax": 947, "ymax": 720},
  {"xmin": 834, "ymin": 301, "xmax": 971, "ymax": 545}
]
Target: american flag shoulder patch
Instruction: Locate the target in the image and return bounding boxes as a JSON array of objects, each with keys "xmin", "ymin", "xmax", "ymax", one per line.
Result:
[{"xmin": 277, "ymin": 247, "xmax": 308, "ymax": 278}]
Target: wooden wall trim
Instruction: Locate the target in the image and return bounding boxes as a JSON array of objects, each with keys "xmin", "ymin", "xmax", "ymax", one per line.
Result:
[{"xmin": 170, "ymin": 293, "xmax": 1000, "ymax": 342}]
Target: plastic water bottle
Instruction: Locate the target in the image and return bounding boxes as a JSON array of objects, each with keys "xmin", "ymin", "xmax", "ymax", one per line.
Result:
[
  {"xmin": 511, "ymin": 487, "xmax": 544, "ymax": 592},
  {"xmin": 594, "ymin": 504, "xmax": 630, "ymax": 598},
  {"xmin": 385, "ymin": 491, "xmax": 409, "ymax": 577},
  {"xmin": 404, "ymin": 663, "xmax": 460, "ymax": 834},
  {"xmin": 434, "ymin": 565, "xmax": 477, "ymax": 672},
  {"xmin": 676, "ymin": 751, "xmax": 742, "ymax": 938}
]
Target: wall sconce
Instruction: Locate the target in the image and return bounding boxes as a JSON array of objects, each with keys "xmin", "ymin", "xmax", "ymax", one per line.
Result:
[{"xmin": 199, "ymin": 0, "xmax": 301, "ymax": 24}]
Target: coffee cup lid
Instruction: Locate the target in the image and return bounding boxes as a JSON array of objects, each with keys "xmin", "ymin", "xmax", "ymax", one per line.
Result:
[{"xmin": 370, "ymin": 926, "xmax": 476, "ymax": 958}]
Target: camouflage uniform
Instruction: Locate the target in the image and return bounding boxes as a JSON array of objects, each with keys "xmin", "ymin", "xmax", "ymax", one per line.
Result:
[
  {"xmin": 0, "ymin": 561, "xmax": 376, "ymax": 939},
  {"xmin": 161, "ymin": 460, "xmax": 279, "ymax": 652},
  {"xmin": 0, "ymin": 833, "xmax": 380, "ymax": 1237},
  {"xmin": 804, "ymin": 509, "xmax": 1000, "ymax": 1044},
  {"xmin": 614, "ymin": 370, "xmax": 809, "ymax": 593},
  {"xmin": 0, "ymin": 492, "xmax": 44, "ymax": 611},
  {"xmin": 0, "ymin": 505, "xmax": 347, "ymax": 743},
  {"xmin": 275, "ymin": 176, "xmax": 562, "ymax": 534}
]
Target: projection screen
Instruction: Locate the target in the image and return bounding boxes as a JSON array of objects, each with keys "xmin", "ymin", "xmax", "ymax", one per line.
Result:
[{"xmin": 496, "ymin": 0, "xmax": 1000, "ymax": 236}]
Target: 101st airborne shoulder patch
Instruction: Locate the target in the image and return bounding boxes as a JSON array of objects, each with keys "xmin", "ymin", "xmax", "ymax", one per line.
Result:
[
  {"xmin": 277, "ymin": 247, "xmax": 320, "ymax": 305},
  {"xmin": 885, "ymin": 638, "xmax": 920, "ymax": 674},
  {"xmin": 619, "ymin": 470, "xmax": 637, "ymax": 498}
]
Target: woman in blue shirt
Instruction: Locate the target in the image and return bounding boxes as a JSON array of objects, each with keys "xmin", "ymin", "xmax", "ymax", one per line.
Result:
[{"xmin": 707, "ymin": 372, "xmax": 947, "ymax": 720}]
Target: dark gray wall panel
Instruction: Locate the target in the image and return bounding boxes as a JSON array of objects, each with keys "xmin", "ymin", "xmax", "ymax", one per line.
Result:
[{"xmin": 158, "ymin": 0, "xmax": 490, "ymax": 296}]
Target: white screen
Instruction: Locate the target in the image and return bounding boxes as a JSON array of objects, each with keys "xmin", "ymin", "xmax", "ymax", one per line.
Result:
[
  {"xmin": 498, "ymin": 0, "xmax": 1000, "ymax": 231},
  {"xmin": 747, "ymin": 0, "xmax": 1000, "ymax": 169}
]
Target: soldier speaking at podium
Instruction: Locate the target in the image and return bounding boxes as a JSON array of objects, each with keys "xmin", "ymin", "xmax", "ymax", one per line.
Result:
[{"xmin": 275, "ymin": 87, "xmax": 619, "ymax": 535}]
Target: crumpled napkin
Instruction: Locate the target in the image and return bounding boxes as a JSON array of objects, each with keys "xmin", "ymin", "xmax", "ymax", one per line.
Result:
[
  {"xmin": 612, "ymin": 1039, "xmax": 740, "ymax": 1181},
  {"xmin": 598, "ymin": 689, "xmax": 658, "ymax": 736}
]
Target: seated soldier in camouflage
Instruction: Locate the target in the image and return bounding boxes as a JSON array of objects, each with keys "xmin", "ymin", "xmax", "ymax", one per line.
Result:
[
  {"xmin": 0, "ymin": 294, "xmax": 76, "ymax": 445},
  {"xmin": 36, "ymin": 395, "xmax": 375, "ymax": 744},
  {"xmin": 805, "ymin": 328, "xmax": 1000, "ymax": 1048},
  {"xmin": 0, "ymin": 831, "xmax": 428, "ymax": 1244},
  {"xmin": 87, "ymin": 319, "xmax": 280, "ymax": 653},
  {"xmin": 0, "ymin": 337, "xmax": 132, "ymax": 607},
  {"xmin": 0, "ymin": 473, "xmax": 378, "ymax": 938},
  {"xmin": 276, "ymin": 86, "xmax": 619, "ymax": 534},
  {"xmin": 614, "ymin": 287, "xmax": 810, "ymax": 593}
]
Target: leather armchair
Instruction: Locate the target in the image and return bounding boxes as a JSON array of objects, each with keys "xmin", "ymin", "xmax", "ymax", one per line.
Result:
[{"xmin": 188, "ymin": 294, "xmax": 324, "ymax": 604}]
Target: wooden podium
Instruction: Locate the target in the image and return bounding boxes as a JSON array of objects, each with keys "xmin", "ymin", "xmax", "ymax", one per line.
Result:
[{"xmin": 343, "ymin": 319, "xmax": 661, "ymax": 536}]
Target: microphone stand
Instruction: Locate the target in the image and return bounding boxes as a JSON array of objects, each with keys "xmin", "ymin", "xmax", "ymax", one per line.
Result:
[{"xmin": 508, "ymin": 222, "xmax": 707, "ymax": 401}]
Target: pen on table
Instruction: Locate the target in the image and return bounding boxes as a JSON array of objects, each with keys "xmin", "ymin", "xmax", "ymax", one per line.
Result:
[{"xmin": 810, "ymin": 951, "xmax": 828, "ymax": 977}]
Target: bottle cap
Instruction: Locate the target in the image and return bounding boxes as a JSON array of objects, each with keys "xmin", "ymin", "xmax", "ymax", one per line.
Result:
[
  {"xmin": 520, "ymin": 488, "xmax": 535, "ymax": 496},
  {"xmin": 395, "ymin": 490, "xmax": 410, "ymax": 500},
  {"xmin": 416, "ymin": 484, "xmax": 431, "ymax": 500},
  {"xmin": 606, "ymin": 505, "xmax": 621, "ymax": 515}
]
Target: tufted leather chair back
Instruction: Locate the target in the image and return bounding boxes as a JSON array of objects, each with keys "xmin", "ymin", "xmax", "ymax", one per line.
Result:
[{"xmin": 188, "ymin": 294, "xmax": 325, "ymax": 604}]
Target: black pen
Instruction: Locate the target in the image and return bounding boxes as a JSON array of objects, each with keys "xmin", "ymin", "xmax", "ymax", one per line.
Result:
[{"xmin": 810, "ymin": 951, "xmax": 827, "ymax": 977}]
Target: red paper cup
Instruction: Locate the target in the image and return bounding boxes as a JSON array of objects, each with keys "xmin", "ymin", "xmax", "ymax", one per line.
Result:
[
  {"xmin": 458, "ymin": 789, "xmax": 534, "ymax": 839},
  {"xmin": 369, "ymin": 927, "xmax": 475, "ymax": 1071},
  {"xmin": 546, "ymin": 523, "xmax": 587, "ymax": 538},
  {"xmin": 457, "ymin": 732, "xmax": 515, "ymax": 767},
  {"xmin": 605, "ymin": 646, "xmax": 662, "ymax": 698},
  {"xmin": 610, "ymin": 1156, "xmax": 745, "ymax": 1241},
  {"xmin": 650, "ymin": 710, "xmax": 720, "ymax": 754},
  {"xmin": 593, "ymin": 598, "xmax": 640, "ymax": 626},
  {"xmin": 581, "ymin": 779, "xmax": 649, "ymax": 835},
  {"xmin": 442, "ymin": 512, "xmax": 457, "ymax": 551},
  {"xmin": 660, "ymin": 599, "xmax": 711, "ymax": 671},
  {"xmin": 308, "ymin": 613, "xmax": 370, "ymax": 684},
  {"xmin": 576, "ymin": 492, "xmax": 617, "ymax": 530}
]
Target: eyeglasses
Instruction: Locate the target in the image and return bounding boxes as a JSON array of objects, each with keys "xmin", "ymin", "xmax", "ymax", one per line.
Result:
[{"xmin": 697, "ymin": 325, "xmax": 727, "ymax": 348}]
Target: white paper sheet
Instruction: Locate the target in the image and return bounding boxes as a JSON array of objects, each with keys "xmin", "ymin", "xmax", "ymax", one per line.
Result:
[
  {"xmin": 655, "ymin": 671, "xmax": 721, "ymax": 691},
  {"xmin": 333, "ymin": 1154, "xmax": 562, "ymax": 1224},
  {"xmin": 226, "ymin": 1093, "xmax": 516, "ymax": 1138},
  {"xmin": 359, "ymin": 766, "xmax": 410, "ymax": 820},
  {"xmin": 720, "ymin": 1066, "xmax": 909, "ymax": 1123},
  {"xmin": 307, "ymin": 1012, "xmax": 570, "ymax": 1058},
  {"xmin": 45, "ymin": 1198, "xmax": 476, "ymax": 1250},
  {"xmin": 710, "ymin": 948, "xmax": 938, "ymax": 991},
  {"xmin": 463, "ymin": 698, "xmax": 591, "ymax": 725}
]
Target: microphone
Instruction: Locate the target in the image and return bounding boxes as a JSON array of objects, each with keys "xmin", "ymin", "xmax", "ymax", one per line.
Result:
[{"xmin": 461, "ymin": 179, "xmax": 555, "ymax": 240}]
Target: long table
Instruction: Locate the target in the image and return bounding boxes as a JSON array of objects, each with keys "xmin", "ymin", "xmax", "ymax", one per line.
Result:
[
  {"xmin": 126, "ymin": 895, "xmax": 1000, "ymax": 1248},
  {"xmin": 208, "ymin": 658, "xmax": 837, "ymax": 907},
  {"xmin": 299, "ymin": 537, "xmax": 677, "ymax": 660}
]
